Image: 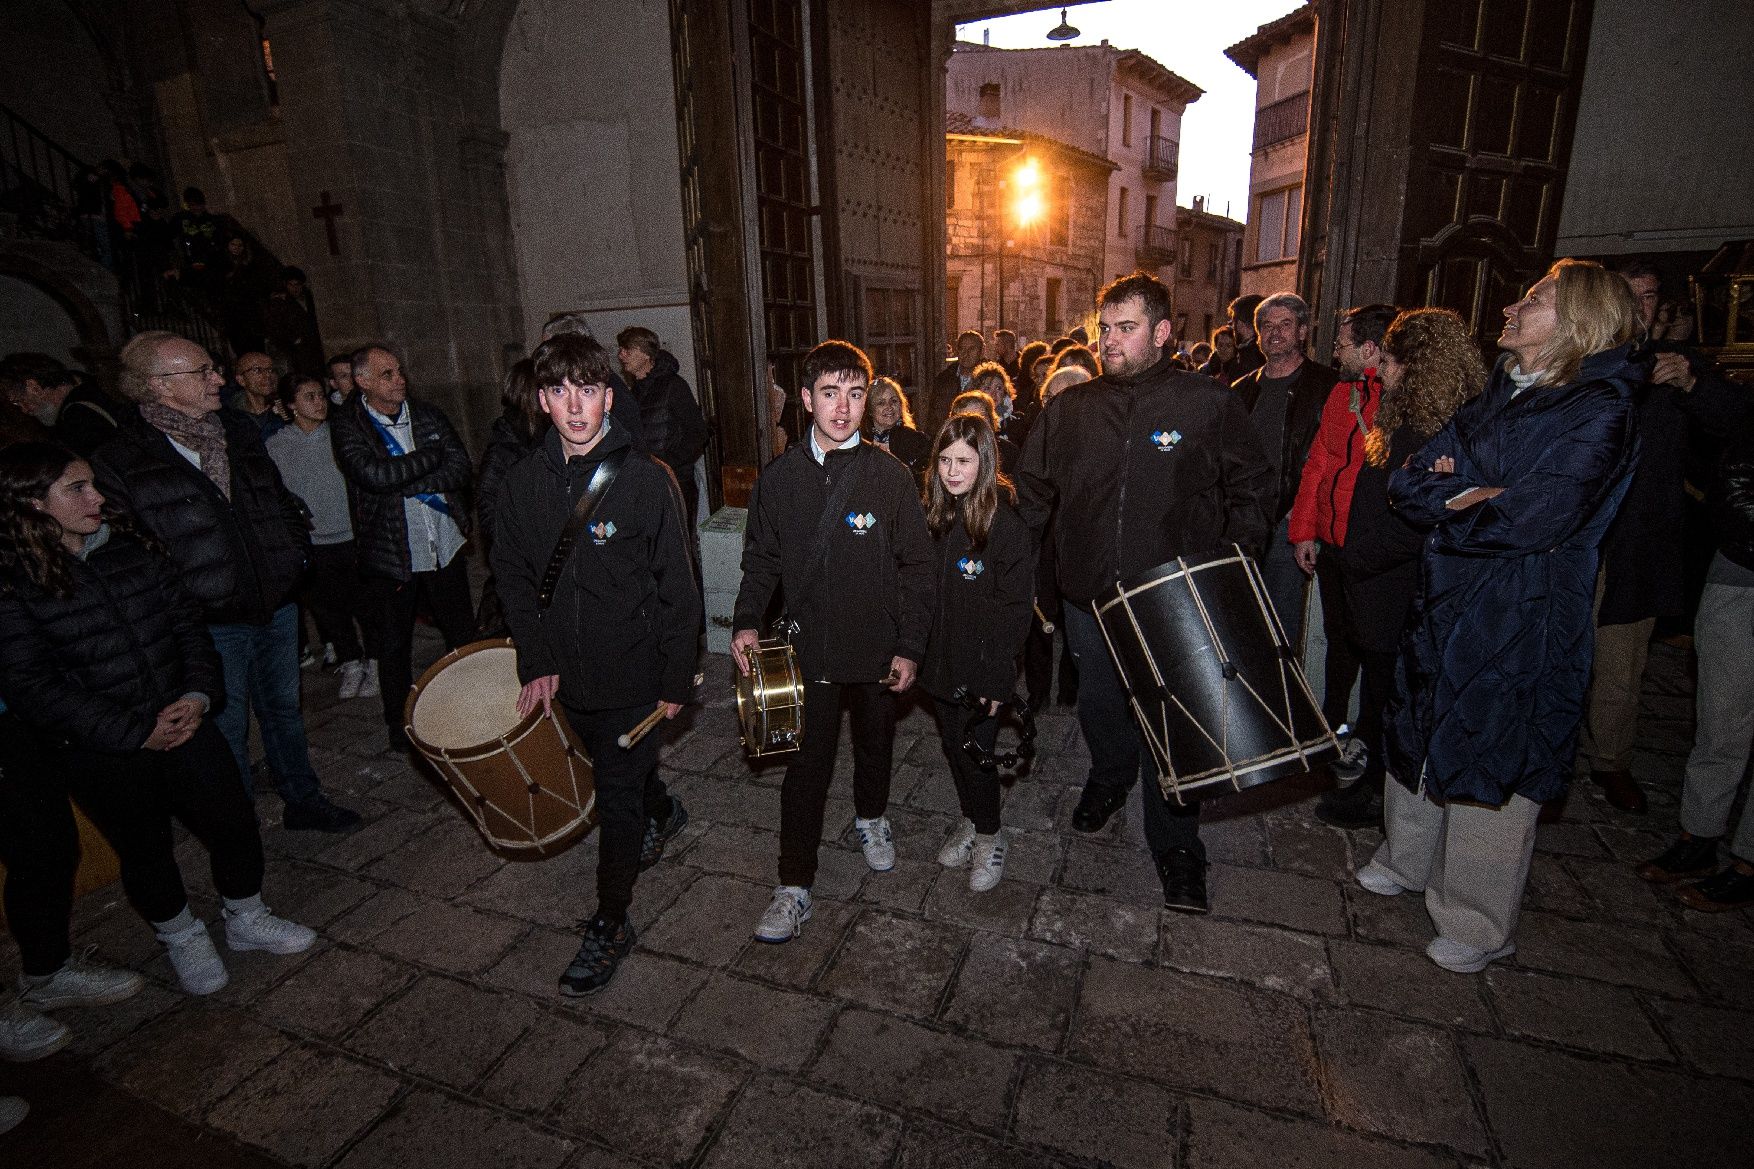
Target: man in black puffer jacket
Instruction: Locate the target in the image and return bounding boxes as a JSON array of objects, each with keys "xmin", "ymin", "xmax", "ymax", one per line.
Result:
[
  {"xmin": 615, "ymin": 328, "xmax": 708, "ymax": 533},
  {"xmin": 91, "ymin": 331, "xmax": 359, "ymax": 832},
  {"xmin": 330, "ymin": 344, "xmax": 476, "ymax": 749}
]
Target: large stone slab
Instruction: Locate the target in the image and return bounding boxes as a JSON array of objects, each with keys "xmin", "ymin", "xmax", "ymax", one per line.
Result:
[
  {"xmin": 1314, "ymin": 1007, "xmax": 1489, "ymax": 1155},
  {"xmin": 922, "ymin": 869, "xmax": 1042, "ymax": 937},
  {"xmin": 479, "ymin": 1013, "xmax": 613, "ymax": 1114},
  {"xmin": 895, "ymin": 1117, "xmax": 1063, "ymax": 1169},
  {"xmin": 1207, "ymin": 863, "xmax": 1348, "ymax": 936},
  {"xmin": 1027, "ymin": 887, "xmax": 1159, "ymax": 962},
  {"xmin": 813, "ymin": 1009, "xmax": 1019, "ymax": 1133},
  {"xmin": 571, "ymin": 949, "xmax": 712, "ymax": 1031},
  {"xmin": 256, "ymin": 945, "xmax": 418, "ymax": 1040},
  {"xmin": 346, "ymin": 974, "xmax": 535, "ymax": 1090},
  {"xmin": 1068, "ymin": 958, "xmax": 1321, "ymax": 1113},
  {"xmin": 1329, "ymin": 939, "xmax": 1494, "ymax": 1030},
  {"xmin": 1467, "ymin": 1036, "xmax": 1754, "ymax": 1168},
  {"xmin": 552, "ymin": 1030, "xmax": 746, "ymax": 1167},
  {"xmin": 941, "ymin": 935, "xmax": 1082, "ymax": 1051},
  {"xmin": 334, "ymin": 1087, "xmax": 574, "ymax": 1169},
  {"xmin": 363, "ymin": 817, "xmax": 505, "ymax": 899},
  {"xmin": 257, "ymin": 861, "xmax": 379, "ymax": 928},
  {"xmin": 207, "ymin": 1043, "xmax": 403, "ymax": 1168},
  {"xmin": 1158, "ymin": 916, "xmax": 1333, "ymax": 1001},
  {"xmin": 370, "ymin": 899, "xmax": 528, "ymax": 975},
  {"xmin": 819, "ymin": 910, "xmax": 967, "ymax": 1019},
  {"xmin": 1485, "ymin": 967, "xmax": 1671, "ymax": 1061},
  {"xmin": 700, "ymin": 1076, "xmax": 902, "ymax": 1169},
  {"xmin": 641, "ymin": 872, "xmax": 775, "ymax": 966},
  {"xmin": 1649, "ymin": 999, "xmax": 1754, "ymax": 1077},
  {"xmin": 670, "ymin": 972, "xmax": 839, "ymax": 1071},
  {"xmin": 734, "ymin": 896, "xmax": 861, "ymax": 990},
  {"xmin": 1012, "ymin": 1059, "xmax": 1177, "ymax": 1169},
  {"xmin": 1060, "ymin": 837, "xmax": 1162, "ymax": 902},
  {"xmin": 1512, "ymin": 912, "xmax": 1693, "ymax": 997},
  {"xmin": 96, "ymin": 1005, "xmax": 291, "ymax": 1121},
  {"xmin": 459, "ymin": 841, "xmax": 609, "ymax": 931},
  {"xmin": 1183, "ymin": 1097, "xmax": 1455, "ymax": 1169}
]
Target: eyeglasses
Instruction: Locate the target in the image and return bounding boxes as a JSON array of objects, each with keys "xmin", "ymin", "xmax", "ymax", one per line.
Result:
[{"xmin": 151, "ymin": 364, "xmax": 216, "ymax": 379}]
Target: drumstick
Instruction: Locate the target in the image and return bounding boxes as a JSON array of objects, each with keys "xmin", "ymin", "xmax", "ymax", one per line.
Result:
[
  {"xmin": 617, "ymin": 703, "xmax": 668, "ymax": 749},
  {"xmin": 1034, "ymin": 602, "xmax": 1056, "ymax": 635}
]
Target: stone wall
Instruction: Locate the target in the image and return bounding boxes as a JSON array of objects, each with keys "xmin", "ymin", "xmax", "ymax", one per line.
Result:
[{"xmin": 0, "ymin": 0, "xmax": 124, "ymax": 164}]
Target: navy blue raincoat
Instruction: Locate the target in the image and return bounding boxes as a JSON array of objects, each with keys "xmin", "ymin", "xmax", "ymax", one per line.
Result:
[{"xmin": 1386, "ymin": 344, "xmax": 1643, "ymax": 806}]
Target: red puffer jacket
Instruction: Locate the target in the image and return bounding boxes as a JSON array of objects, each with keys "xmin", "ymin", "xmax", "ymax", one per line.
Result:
[{"xmin": 1287, "ymin": 373, "xmax": 1382, "ymax": 548}]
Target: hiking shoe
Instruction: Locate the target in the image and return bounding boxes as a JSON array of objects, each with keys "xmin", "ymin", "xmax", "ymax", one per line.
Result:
[
  {"xmin": 336, "ymin": 660, "xmax": 366, "ymax": 700},
  {"xmin": 1331, "ymin": 733, "xmax": 1369, "ymax": 783},
  {"xmin": 854, "ymin": 816, "xmax": 895, "ymax": 872},
  {"xmin": 0, "ymin": 1001, "xmax": 70, "ymax": 1063},
  {"xmin": 157, "ymin": 920, "xmax": 229, "ymax": 996},
  {"xmin": 1314, "ymin": 777, "xmax": 1384, "ymax": 831},
  {"xmin": 223, "ymin": 905, "xmax": 317, "ymax": 955},
  {"xmin": 1355, "ymin": 860, "xmax": 1409, "ymax": 896},
  {"xmin": 558, "ymin": 916, "xmax": 635, "ymax": 996},
  {"xmin": 1637, "ymin": 834, "xmax": 1719, "ymax": 884},
  {"xmin": 1426, "ymin": 936, "xmax": 1514, "ymax": 973},
  {"xmin": 1590, "ymin": 769, "xmax": 1647, "ymax": 814},
  {"xmin": 18, "ymin": 957, "xmax": 144, "ymax": 1010},
  {"xmin": 754, "ymin": 885, "xmax": 812, "ymax": 943},
  {"xmin": 639, "ymin": 796, "xmax": 689, "ymax": 871},
  {"xmin": 969, "ymin": 832, "xmax": 1007, "ymax": 892},
  {"xmin": 1676, "ymin": 866, "xmax": 1754, "ymax": 913},
  {"xmin": 1156, "ymin": 847, "xmax": 1210, "ymax": 914},
  {"xmin": 937, "ymin": 818, "xmax": 977, "ymax": 868},
  {"xmin": 283, "ymin": 795, "xmax": 362, "ymax": 834},
  {"xmin": 1071, "ymin": 783, "xmax": 1127, "ymax": 832}
]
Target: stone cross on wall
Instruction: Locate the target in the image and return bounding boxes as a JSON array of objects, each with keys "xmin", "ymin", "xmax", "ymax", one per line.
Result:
[{"xmin": 312, "ymin": 191, "xmax": 345, "ymax": 256}]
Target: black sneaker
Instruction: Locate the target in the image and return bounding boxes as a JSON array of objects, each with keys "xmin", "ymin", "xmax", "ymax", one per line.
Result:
[
  {"xmin": 639, "ymin": 797, "xmax": 689, "ymax": 871},
  {"xmin": 1156, "ymin": 847, "xmax": 1210, "ymax": 915},
  {"xmin": 1071, "ymin": 783, "xmax": 1128, "ymax": 832},
  {"xmin": 1313, "ymin": 777, "xmax": 1384, "ymax": 831},
  {"xmin": 282, "ymin": 795, "xmax": 363, "ymax": 834},
  {"xmin": 1636, "ymin": 835, "xmax": 1719, "ymax": 884},
  {"xmin": 1676, "ymin": 865, "xmax": 1754, "ymax": 913},
  {"xmin": 559, "ymin": 915, "xmax": 635, "ymax": 996}
]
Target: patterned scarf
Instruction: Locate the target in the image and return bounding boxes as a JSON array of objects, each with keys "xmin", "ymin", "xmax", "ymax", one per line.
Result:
[{"xmin": 139, "ymin": 402, "xmax": 232, "ymax": 499}]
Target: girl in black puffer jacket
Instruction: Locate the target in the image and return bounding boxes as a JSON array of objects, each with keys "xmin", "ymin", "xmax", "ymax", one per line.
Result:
[{"xmin": 0, "ymin": 443, "xmax": 315, "ymax": 999}]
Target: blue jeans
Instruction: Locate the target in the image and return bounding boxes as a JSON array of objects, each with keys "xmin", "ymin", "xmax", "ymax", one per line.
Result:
[
  {"xmin": 1259, "ymin": 515, "xmax": 1309, "ymax": 653},
  {"xmin": 1062, "ymin": 603, "xmax": 1202, "ymax": 860},
  {"xmin": 208, "ymin": 603, "xmax": 321, "ymax": 806}
]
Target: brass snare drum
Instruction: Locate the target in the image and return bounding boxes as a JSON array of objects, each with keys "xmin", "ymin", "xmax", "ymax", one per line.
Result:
[{"xmin": 736, "ymin": 639, "xmax": 805, "ymax": 757}]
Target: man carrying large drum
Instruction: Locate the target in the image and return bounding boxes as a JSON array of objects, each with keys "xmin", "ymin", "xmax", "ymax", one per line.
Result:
[{"xmin": 1016, "ymin": 272, "xmax": 1277, "ymax": 914}]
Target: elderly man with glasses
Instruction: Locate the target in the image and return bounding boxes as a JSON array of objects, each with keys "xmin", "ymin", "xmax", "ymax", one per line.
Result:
[{"xmin": 88, "ymin": 331, "xmax": 360, "ymax": 833}]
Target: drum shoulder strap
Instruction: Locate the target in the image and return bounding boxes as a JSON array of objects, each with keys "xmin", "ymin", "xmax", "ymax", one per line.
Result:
[
  {"xmin": 789, "ymin": 445, "xmax": 867, "ymax": 625},
  {"xmin": 538, "ymin": 449, "xmax": 628, "ymax": 609}
]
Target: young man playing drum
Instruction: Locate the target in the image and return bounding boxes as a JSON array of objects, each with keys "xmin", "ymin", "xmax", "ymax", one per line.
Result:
[
  {"xmin": 1016, "ymin": 272, "xmax": 1275, "ymax": 914},
  {"xmin": 732, "ymin": 340, "xmax": 935, "ymax": 942},
  {"xmin": 490, "ymin": 333, "xmax": 701, "ymax": 994}
]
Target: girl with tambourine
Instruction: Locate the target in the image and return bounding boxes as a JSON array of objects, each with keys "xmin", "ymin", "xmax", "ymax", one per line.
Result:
[{"xmin": 919, "ymin": 412, "xmax": 1037, "ymax": 891}]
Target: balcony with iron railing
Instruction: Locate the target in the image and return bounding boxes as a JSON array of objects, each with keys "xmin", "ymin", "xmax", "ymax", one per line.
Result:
[
  {"xmin": 1143, "ymin": 134, "xmax": 1178, "ymax": 182},
  {"xmin": 1136, "ymin": 223, "xmax": 1175, "ymax": 268},
  {"xmin": 1253, "ymin": 91, "xmax": 1309, "ymax": 151}
]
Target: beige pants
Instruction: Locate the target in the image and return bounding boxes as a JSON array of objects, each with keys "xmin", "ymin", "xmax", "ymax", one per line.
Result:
[
  {"xmin": 1579, "ymin": 570, "xmax": 1654, "ymax": 772},
  {"xmin": 1374, "ymin": 778, "xmax": 1541, "ymax": 953}
]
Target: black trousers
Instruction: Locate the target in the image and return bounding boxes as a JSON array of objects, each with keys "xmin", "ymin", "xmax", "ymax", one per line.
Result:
[
  {"xmin": 779, "ymin": 681, "xmax": 895, "ymax": 888},
  {"xmin": 1314, "ymin": 546, "xmax": 1363, "ymax": 730},
  {"xmin": 60, "ymin": 721, "xmax": 265, "ymax": 926},
  {"xmin": 1354, "ymin": 648, "xmax": 1397, "ymax": 790},
  {"xmin": 306, "ymin": 540, "xmax": 378, "ymax": 663},
  {"xmin": 929, "ymin": 696, "xmax": 1001, "ymax": 835},
  {"xmin": 561, "ymin": 701, "xmax": 671, "ymax": 923},
  {"xmin": 368, "ymin": 555, "xmax": 476, "ymax": 728},
  {"xmin": 0, "ymin": 714, "xmax": 79, "ymax": 976}
]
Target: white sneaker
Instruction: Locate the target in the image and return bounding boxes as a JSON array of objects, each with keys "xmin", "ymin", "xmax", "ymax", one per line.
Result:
[
  {"xmin": 156, "ymin": 920, "xmax": 229, "ymax": 996},
  {"xmin": 223, "ymin": 905, "xmax": 317, "ymax": 955},
  {"xmin": 968, "ymin": 832, "xmax": 1007, "ymax": 892},
  {"xmin": 1426, "ymin": 936, "xmax": 1515, "ymax": 974},
  {"xmin": 358, "ymin": 659, "xmax": 380, "ymax": 699},
  {"xmin": 854, "ymin": 816, "xmax": 896, "ymax": 872},
  {"xmin": 0, "ymin": 1000, "xmax": 70, "ymax": 1063},
  {"xmin": 0, "ymin": 1095, "xmax": 27, "ymax": 1136},
  {"xmin": 336, "ymin": 659, "xmax": 365, "ymax": 700},
  {"xmin": 18, "ymin": 957, "xmax": 144, "ymax": 1010},
  {"xmin": 1332, "ymin": 733, "xmax": 1369, "ymax": 782},
  {"xmin": 322, "ymin": 641, "xmax": 338, "ymax": 667},
  {"xmin": 1356, "ymin": 860, "xmax": 1409, "ymax": 896},
  {"xmin": 938, "ymin": 818, "xmax": 977, "ymax": 868},
  {"xmin": 754, "ymin": 885, "xmax": 812, "ymax": 943}
]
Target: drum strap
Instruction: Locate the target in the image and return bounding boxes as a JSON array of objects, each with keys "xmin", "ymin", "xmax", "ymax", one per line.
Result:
[{"xmin": 539, "ymin": 449, "xmax": 629, "ymax": 609}]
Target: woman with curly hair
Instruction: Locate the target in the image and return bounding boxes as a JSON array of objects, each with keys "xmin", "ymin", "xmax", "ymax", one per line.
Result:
[
  {"xmin": 1316, "ymin": 308, "xmax": 1485, "ymax": 830},
  {"xmin": 0, "ymin": 443, "xmax": 315, "ymax": 1000},
  {"xmin": 863, "ymin": 375, "xmax": 930, "ymax": 478},
  {"xmin": 1358, "ymin": 261, "xmax": 1642, "ymax": 973}
]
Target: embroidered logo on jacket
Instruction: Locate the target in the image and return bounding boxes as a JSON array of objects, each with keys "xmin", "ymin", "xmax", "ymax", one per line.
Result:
[
  {"xmin": 590, "ymin": 520, "xmax": 617, "ymax": 545},
  {"xmin": 845, "ymin": 511, "xmax": 877, "ymax": 534},
  {"xmin": 957, "ymin": 556, "xmax": 985, "ymax": 580},
  {"xmin": 1151, "ymin": 428, "xmax": 1183, "ymax": 451}
]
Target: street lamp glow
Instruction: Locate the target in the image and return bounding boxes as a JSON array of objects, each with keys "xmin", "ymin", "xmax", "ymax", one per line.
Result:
[{"xmin": 1012, "ymin": 156, "xmax": 1044, "ymax": 227}]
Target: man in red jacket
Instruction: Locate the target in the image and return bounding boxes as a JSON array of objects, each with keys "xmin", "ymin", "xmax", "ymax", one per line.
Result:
[{"xmin": 1287, "ymin": 304, "xmax": 1398, "ymax": 826}]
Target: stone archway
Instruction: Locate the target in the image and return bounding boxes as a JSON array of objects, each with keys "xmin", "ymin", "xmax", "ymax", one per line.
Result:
[{"xmin": 0, "ymin": 243, "xmax": 121, "ymax": 376}]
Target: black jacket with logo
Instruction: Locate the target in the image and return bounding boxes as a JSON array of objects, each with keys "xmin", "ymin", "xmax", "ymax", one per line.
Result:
[
  {"xmin": 733, "ymin": 440, "xmax": 935, "ymax": 683},
  {"xmin": 330, "ymin": 395, "xmax": 474, "ymax": 582},
  {"xmin": 920, "ymin": 502, "xmax": 1036, "ymax": 702},
  {"xmin": 490, "ymin": 424, "xmax": 700, "ymax": 710},
  {"xmin": 1016, "ymin": 354, "xmax": 1274, "ymax": 604},
  {"xmin": 1233, "ymin": 357, "xmax": 1341, "ymax": 523},
  {"xmin": 91, "ymin": 409, "xmax": 310, "ymax": 625}
]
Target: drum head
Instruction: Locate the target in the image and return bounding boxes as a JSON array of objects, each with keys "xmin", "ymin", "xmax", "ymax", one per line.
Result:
[{"xmin": 410, "ymin": 643, "xmax": 525, "ymax": 751}]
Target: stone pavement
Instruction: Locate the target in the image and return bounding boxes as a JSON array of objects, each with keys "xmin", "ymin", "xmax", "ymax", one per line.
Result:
[{"xmin": 3, "ymin": 635, "xmax": 1751, "ymax": 1168}]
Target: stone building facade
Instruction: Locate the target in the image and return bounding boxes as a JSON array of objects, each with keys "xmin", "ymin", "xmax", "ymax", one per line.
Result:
[
  {"xmin": 1227, "ymin": 3, "xmax": 1314, "ymax": 302},
  {"xmin": 1171, "ymin": 198, "xmax": 1244, "ymax": 349}
]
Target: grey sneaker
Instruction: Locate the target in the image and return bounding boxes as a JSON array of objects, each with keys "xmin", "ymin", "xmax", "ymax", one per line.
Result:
[
  {"xmin": 968, "ymin": 832, "xmax": 1007, "ymax": 892},
  {"xmin": 854, "ymin": 816, "xmax": 895, "ymax": 872},
  {"xmin": 1332, "ymin": 733, "xmax": 1369, "ymax": 782},
  {"xmin": 754, "ymin": 885, "xmax": 812, "ymax": 943},
  {"xmin": 937, "ymin": 818, "xmax": 977, "ymax": 868},
  {"xmin": 0, "ymin": 1000, "xmax": 70, "ymax": 1063},
  {"xmin": 18, "ymin": 957, "xmax": 144, "ymax": 1010},
  {"xmin": 223, "ymin": 905, "xmax": 317, "ymax": 955},
  {"xmin": 158, "ymin": 919, "xmax": 229, "ymax": 996}
]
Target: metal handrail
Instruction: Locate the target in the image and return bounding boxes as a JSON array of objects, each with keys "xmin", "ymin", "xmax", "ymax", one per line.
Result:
[
  {"xmin": 1254, "ymin": 91, "xmax": 1309, "ymax": 151},
  {"xmin": 1144, "ymin": 134, "xmax": 1179, "ymax": 179}
]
